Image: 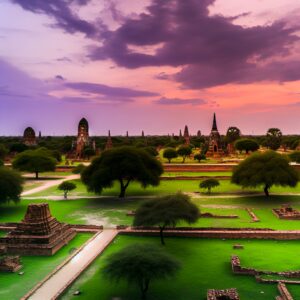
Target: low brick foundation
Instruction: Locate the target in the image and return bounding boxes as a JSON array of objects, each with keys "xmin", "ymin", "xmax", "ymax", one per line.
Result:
[{"xmin": 246, "ymin": 208, "xmax": 260, "ymax": 222}]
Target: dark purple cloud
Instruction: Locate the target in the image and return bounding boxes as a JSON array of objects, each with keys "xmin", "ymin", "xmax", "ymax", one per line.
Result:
[
  {"xmin": 156, "ymin": 97, "xmax": 207, "ymax": 106},
  {"xmin": 65, "ymin": 82, "xmax": 159, "ymax": 98},
  {"xmin": 55, "ymin": 75, "xmax": 65, "ymax": 80},
  {"xmin": 89, "ymin": 0, "xmax": 300, "ymax": 88},
  {"xmin": 11, "ymin": 0, "xmax": 97, "ymax": 37}
]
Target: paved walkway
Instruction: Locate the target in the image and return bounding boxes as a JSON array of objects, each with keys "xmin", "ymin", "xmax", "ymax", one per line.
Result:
[
  {"xmin": 27, "ymin": 229, "xmax": 118, "ymax": 300},
  {"xmin": 22, "ymin": 174, "xmax": 80, "ymax": 196}
]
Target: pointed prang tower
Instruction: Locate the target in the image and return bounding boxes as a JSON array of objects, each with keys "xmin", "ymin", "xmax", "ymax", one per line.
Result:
[
  {"xmin": 105, "ymin": 130, "xmax": 113, "ymax": 150},
  {"xmin": 206, "ymin": 113, "xmax": 224, "ymax": 158},
  {"xmin": 183, "ymin": 125, "xmax": 190, "ymax": 145}
]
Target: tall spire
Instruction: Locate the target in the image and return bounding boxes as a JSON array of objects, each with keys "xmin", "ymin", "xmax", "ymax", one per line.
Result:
[{"xmin": 212, "ymin": 113, "xmax": 218, "ymax": 131}]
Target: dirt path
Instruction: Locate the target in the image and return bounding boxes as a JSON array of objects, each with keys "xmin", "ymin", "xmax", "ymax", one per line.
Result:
[
  {"xmin": 26, "ymin": 229, "xmax": 118, "ymax": 300},
  {"xmin": 21, "ymin": 174, "xmax": 80, "ymax": 196}
]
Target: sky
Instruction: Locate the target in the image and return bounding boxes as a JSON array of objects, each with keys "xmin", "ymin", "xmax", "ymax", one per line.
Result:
[{"xmin": 1, "ymin": 0, "xmax": 300, "ymax": 136}]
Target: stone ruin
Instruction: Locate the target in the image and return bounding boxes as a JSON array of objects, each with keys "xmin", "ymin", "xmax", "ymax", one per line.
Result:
[
  {"xmin": 207, "ymin": 288, "xmax": 240, "ymax": 300},
  {"xmin": 276, "ymin": 282, "xmax": 294, "ymax": 300},
  {"xmin": 0, "ymin": 203, "xmax": 76, "ymax": 255},
  {"xmin": 0, "ymin": 256, "xmax": 22, "ymax": 272},
  {"xmin": 273, "ymin": 205, "xmax": 300, "ymax": 220}
]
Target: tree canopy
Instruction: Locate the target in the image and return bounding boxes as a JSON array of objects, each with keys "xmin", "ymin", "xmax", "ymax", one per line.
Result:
[
  {"xmin": 12, "ymin": 148, "xmax": 57, "ymax": 179},
  {"xmin": 177, "ymin": 145, "xmax": 192, "ymax": 163},
  {"xmin": 289, "ymin": 151, "xmax": 300, "ymax": 163},
  {"xmin": 226, "ymin": 127, "xmax": 241, "ymax": 144},
  {"xmin": 265, "ymin": 128, "xmax": 282, "ymax": 150},
  {"xmin": 199, "ymin": 178, "xmax": 220, "ymax": 194},
  {"xmin": 133, "ymin": 192, "xmax": 199, "ymax": 244},
  {"xmin": 58, "ymin": 181, "xmax": 77, "ymax": 199},
  {"xmin": 81, "ymin": 146, "xmax": 163, "ymax": 198},
  {"xmin": 232, "ymin": 151, "xmax": 298, "ymax": 196},
  {"xmin": 234, "ymin": 138, "xmax": 259, "ymax": 154},
  {"xmin": 163, "ymin": 148, "xmax": 178, "ymax": 163},
  {"xmin": 0, "ymin": 144, "xmax": 8, "ymax": 161},
  {"xmin": 102, "ymin": 243, "xmax": 180, "ymax": 300},
  {"xmin": 194, "ymin": 153, "xmax": 206, "ymax": 163},
  {"xmin": 0, "ymin": 167, "xmax": 24, "ymax": 204}
]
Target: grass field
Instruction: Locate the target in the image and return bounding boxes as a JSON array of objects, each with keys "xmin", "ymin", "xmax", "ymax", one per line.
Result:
[
  {"xmin": 2, "ymin": 196, "xmax": 300, "ymax": 230},
  {"xmin": 60, "ymin": 235, "xmax": 300, "ymax": 300},
  {"xmin": 28, "ymin": 178, "xmax": 300, "ymax": 198},
  {"xmin": 0, "ymin": 233, "xmax": 93, "ymax": 300}
]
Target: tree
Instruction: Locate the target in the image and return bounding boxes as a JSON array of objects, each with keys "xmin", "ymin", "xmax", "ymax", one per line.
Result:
[
  {"xmin": 102, "ymin": 243, "xmax": 180, "ymax": 300},
  {"xmin": 163, "ymin": 148, "xmax": 178, "ymax": 163},
  {"xmin": 0, "ymin": 144, "xmax": 8, "ymax": 161},
  {"xmin": 9, "ymin": 143, "xmax": 28, "ymax": 153},
  {"xmin": 83, "ymin": 147, "xmax": 95, "ymax": 160},
  {"xmin": 72, "ymin": 163, "xmax": 86, "ymax": 174},
  {"xmin": 194, "ymin": 153, "xmax": 206, "ymax": 163},
  {"xmin": 0, "ymin": 167, "xmax": 24, "ymax": 204},
  {"xmin": 133, "ymin": 192, "xmax": 199, "ymax": 245},
  {"xmin": 143, "ymin": 146, "xmax": 159, "ymax": 157},
  {"xmin": 234, "ymin": 139, "xmax": 259, "ymax": 154},
  {"xmin": 226, "ymin": 127, "xmax": 241, "ymax": 144},
  {"xmin": 266, "ymin": 128, "xmax": 282, "ymax": 150},
  {"xmin": 232, "ymin": 151, "xmax": 298, "ymax": 197},
  {"xmin": 199, "ymin": 178, "xmax": 220, "ymax": 194},
  {"xmin": 177, "ymin": 145, "xmax": 192, "ymax": 163},
  {"xmin": 81, "ymin": 146, "xmax": 163, "ymax": 198},
  {"xmin": 289, "ymin": 151, "xmax": 300, "ymax": 163},
  {"xmin": 58, "ymin": 181, "xmax": 77, "ymax": 199},
  {"xmin": 12, "ymin": 148, "xmax": 57, "ymax": 179}
]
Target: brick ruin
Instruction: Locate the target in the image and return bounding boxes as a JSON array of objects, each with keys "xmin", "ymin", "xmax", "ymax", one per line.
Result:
[
  {"xmin": 207, "ymin": 288, "xmax": 240, "ymax": 300},
  {"xmin": 273, "ymin": 205, "xmax": 300, "ymax": 220},
  {"xmin": 0, "ymin": 203, "xmax": 76, "ymax": 255},
  {"xmin": 245, "ymin": 208, "xmax": 260, "ymax": 222},
  {"xmin": 0, "ymin": 256, "xmax": 22, "ymax": 272},
  {"xmin": 276, "ymin": 282, "xmax": 294, "ymax": 300},
  {"xmin": 231, "ymin": 255, "xmax": 300, "ymax": 284}
]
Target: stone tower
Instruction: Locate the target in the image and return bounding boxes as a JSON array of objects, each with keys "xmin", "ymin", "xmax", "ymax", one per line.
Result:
[
  {"xmin": 105, "ymin": 130, "xmax": 113, "ymax": 150},
  {"xmin": 76, "ymin": 118, "xmax": 89, "ymax": 158},
  {"xmin": 206, "ymin": 113, "xmax": 224, "ymax": 158},
  {"xmin": 23, "ymin": 127, "xmax": 37, "ymax": 146},
  {"xmin": 183, "ymin": 125, "xmax": 190, "ymax": 145}
]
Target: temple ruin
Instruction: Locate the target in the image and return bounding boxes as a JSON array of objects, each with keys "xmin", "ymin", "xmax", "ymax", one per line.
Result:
[
  {"xmin": 273, "ymin": 205, "xmax": 300, "ymax": 220},
  {"xmin": 207, "ymin": 288, "xmax": 240, "ymax": 300},
  {"xmin": 0, "ymin": 203, "xmax": 76, "ymax": 255}
]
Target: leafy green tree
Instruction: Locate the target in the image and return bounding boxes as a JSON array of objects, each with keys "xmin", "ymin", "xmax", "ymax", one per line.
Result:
[
  {"xmin": 232, "ymin": 151, "xmax": 298, "ymax": 196},
  {"xmin": 133, "ymin": 192, "xmax": 199, "ymax": 245},
  {"xmin": 143, "ymin": 146, "xmax": 159, "ymax": 157},
  {"xmin": 9, "ymin": 143, "xmax": 28, "ymax": 153},
  {"xmin": 163, "ymin": 148, "xmax": 178, "ymax": 163},
  {"xmin": 199, "ymin": 178, "xmax": 220, "ymax": 194},
  {"xmin": 81, "ymin": 146, "xmax": 163, "ymax": 198},
  {"xmin": 194, "ymin": 153, "xmax": 206, "ymax": 163},
  {"xmin": 83, "ymin": 147, "xmax": 96, "ymax": 160},
  {"xmin": 12, "ymin": 148, "xmax": 57, "ymax": 179},
  {"xmin": 58, "ymin": 181, "xmax": 77, "ymax": 199},
  {"xmin": 0, "ymin": 167, "xmax": 24, "ymax": 204},
  {"xmin": 0, "ymin": 144, "xmax": 8, "ymax": 161},
  {"xmin": 289, "ymin": 151, "xmax": 300, "ymax": 163},
  {"xmin": 102, "ymin": 243, "xmax": 180, "ymax": 300},
  {"xmin": 234, "ymin": 139, "xmax": 259, "ymax": 154},
  {"xmin": 177, "ymin": 145, "xmax": 192, "ymax": 163},
  {"xmin": 226, "ymin": 127, "xmax": 241, "ymax": 144},
  {"xmin": 265, "ymin": 128, "xmax": 282, "ymax": 150},
  {"xmin": 51, "ymin": 150, "xmax": 62, "ymax": 162}
]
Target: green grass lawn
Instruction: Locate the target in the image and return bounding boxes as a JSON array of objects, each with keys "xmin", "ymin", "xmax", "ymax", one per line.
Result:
[
  {"xmin": 60, "ymin": 235, "xmax": 300, "ymax": 300},
  {"xmin": 0, "ymin": 233, "xmax": 92, "ymax": 300},
  {"xmin": 162, "ymin": 171, "xmax": 232, "ymax": 177},
  {"xmin": 28, "ymin": 178, "xmax": 300, "ymax": 198},
  {"xmin": 3, "ymin": 195, "xmax": 300, "ymax": 230}
]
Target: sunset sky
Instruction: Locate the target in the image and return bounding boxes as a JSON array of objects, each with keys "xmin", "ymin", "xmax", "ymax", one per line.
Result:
[{"xmin": 1, "ymin": 0, "xmax": 300, "ymax": 136}]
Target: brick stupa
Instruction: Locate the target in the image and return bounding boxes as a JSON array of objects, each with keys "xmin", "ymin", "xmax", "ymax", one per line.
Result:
[{"xmin": 0, "ymin": 203, "xmax": 76, "ymax": 256}]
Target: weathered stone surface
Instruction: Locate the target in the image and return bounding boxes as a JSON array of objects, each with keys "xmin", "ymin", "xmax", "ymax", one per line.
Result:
[
  {"xmin": 0, "ymin": 203, "xmax": 76, "ymax": 256},
  {"xmin": 277, "ymin": 282, "xmax": 294, "ymax": 300},
  {"xmin": 273, "ymin": 205, "xmax": 300, "ymax": 220},
  {"xmin": 207, "ymin": 288, "xmax": 240, "ymax": 300},
  {"xmin": 0, "ymin": 256, "xmax": 22, "ymax": 272}
]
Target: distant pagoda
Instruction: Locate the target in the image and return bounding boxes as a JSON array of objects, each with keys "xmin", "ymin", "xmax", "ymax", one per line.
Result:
[
  {"xmin": 105, "ymin": 130, "xmax": 113, "ymax": 150},
  {"xmin": 0, "ymin": 203, "xmax": 76, "ymax": 256},
  {"xmin": 23, "ymin": 127, "xmax": 37, "ymax": 146},
  {"xmin": 206, "ymin": 113, "xmax": 224, "ymax": 158},
  {"xmin": 183, "ymin": 125, "xmax": 190, "ymax": 145}
]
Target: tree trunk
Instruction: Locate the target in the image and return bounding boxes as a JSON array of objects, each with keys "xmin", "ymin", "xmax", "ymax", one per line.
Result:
[
  {"xmin": 64, "ymin": 191, "xmax": 68, "ymax": 199},
  {"xmin": 119, "ymin": 179, "xmax": 131, "ymax": 198},
  {"xmin": 140, "ymin": 278, "xmax": 150, "ymax": 300},
  {"xmin": 159, "ymin": 225, "xmax": 165, "ymax": 245},
  {"xmin": 208, "ymin": 187, "xmax": 211, "ymax": 194},
  {"xmin": 35, "ymin": 171, "xmax": 39, "ymax": 179},
  {"xmin": 264, "ymin": 184, "xmax": 270, "ymax": 197},
  {"xmin": 182, "ymin": 156, "xmax": 186, "ymax": 163},
  {"xmin": 168, "ymin": 158, "xmax": 171, "ymax": 163}
]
